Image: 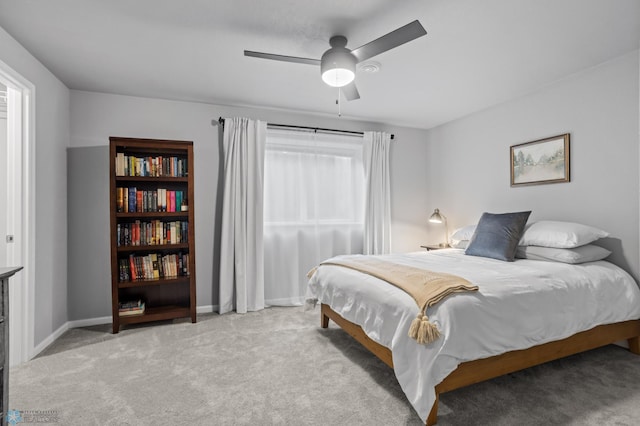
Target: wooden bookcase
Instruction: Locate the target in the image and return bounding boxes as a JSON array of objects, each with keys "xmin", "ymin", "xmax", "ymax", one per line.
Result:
[{"xmin": 109, "ymin": 137, "xmax": 196, "ymax": 333}]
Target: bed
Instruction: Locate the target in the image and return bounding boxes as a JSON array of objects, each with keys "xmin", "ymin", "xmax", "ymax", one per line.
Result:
[{"xmin": 307, "ymin": 249, "xmax": 640, "ymax": 425}]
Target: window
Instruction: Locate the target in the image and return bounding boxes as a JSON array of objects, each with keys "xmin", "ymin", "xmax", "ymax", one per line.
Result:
[{"xmin": 264, "ymin": 128, "xmax": 364, "ymax": 225}]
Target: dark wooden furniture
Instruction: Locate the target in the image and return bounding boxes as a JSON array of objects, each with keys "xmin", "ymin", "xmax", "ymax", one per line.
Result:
[
  {"xmin": 420, "ymin": 245, "xmax": 449, "ymax": 251},
  {"xmin": 0, "ymin": 267, "xmax": 22, "ymax": 426},
  {"xmin": 109, "ymin": 137, "xmax": 196, "ymax": 333},
  {"xmin": 320, "ymin": 303, "xmax": 640, "ymax": 426}
]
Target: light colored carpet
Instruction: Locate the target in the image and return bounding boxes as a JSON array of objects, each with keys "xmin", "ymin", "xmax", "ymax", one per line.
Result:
[{"xmin": 9, "ymin": 307, "xmax": 640, "ymax": 425}]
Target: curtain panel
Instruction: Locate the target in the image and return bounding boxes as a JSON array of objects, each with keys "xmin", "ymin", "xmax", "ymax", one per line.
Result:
[
  {"xmin": 363, "ymin": 131, "xmax": 392, "ymax": 255},
  {"xmin": 263, "ymin": 129, "xmax": 365, "ymax": 305},
  {"xmin": 219, "ymin": 117, "xmax": 267, "ymax": 314}
]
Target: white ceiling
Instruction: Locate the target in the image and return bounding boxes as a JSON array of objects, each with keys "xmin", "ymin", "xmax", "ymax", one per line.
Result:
[{"xmin": 0, "ymin": 0, "xmax": 638, "ymax": 129}]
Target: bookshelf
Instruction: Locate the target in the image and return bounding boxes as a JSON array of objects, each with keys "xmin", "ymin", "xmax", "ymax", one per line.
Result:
[
  {"xmin": 109, "ymin": 137, "xmax": 196, "ymax": 333},
  {"xmin": 1, "ymin": 267, "xmax": 22, "ymax": 425}
]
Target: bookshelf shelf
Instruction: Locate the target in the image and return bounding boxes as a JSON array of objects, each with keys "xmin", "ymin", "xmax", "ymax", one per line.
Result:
[
  {"xmin": 119, "ymin": 305, "xmax": 191, "ymax": 325},
  {"xmin": 118, "ymin": 277, "xmax": 191, "ymax": 289},
  {"xmin": 109, "ymin": 137, "xmax": 197, "ymax": 333},
  {"xmin": 115, "ymin": 212, "xmax": 189, "ymax": 219},
  {"xmin": 115, "ymin": 176, "xmax": 189, "ymax": 183},
  {"xmin": 117, "ymin": 243, "xmax": 190, "ymax": 253}
]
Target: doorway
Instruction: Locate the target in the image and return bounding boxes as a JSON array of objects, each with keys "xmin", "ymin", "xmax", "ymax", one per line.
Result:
[{"xmin": 0, "ymin": 60, "xmax": 35, "ymax": 366}]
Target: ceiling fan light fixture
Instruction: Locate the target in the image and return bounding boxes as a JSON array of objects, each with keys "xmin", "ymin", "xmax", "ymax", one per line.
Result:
[
  {"xmin": 321, "ymin": 66, "xmax": 355, "ymax": 87},
  {"xmin": 320, "ymin": 37, "xmax": 357, "ymax": 87}
]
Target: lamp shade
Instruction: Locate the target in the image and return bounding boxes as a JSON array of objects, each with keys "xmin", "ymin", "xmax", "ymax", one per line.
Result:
[
  {"xmin": 429, "ymin": 208, "xmax": 444, "ymax": 223},
  {"xmin": 320, "ymin": 40, "xmax": 357, "ymax": 88}
]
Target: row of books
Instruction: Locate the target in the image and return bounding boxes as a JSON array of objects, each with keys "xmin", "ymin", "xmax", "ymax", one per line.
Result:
[
  {"xmin": 117, "ymin": 220, "xmax": 188, "ymax": 247},
  {"xmin": 118, "ymin": 252, "xmax": 190, "ymax": 282},
  {"xmin": 118, "ymin": 299, "xmax": 146, "ymax": 316},
  {"xmin": 116, "ymin": 187, "xmax": 187, "ymax": 213},
  {"xmin": 115, "ymin": 153, "xmax": 188, "ymax": 177}
]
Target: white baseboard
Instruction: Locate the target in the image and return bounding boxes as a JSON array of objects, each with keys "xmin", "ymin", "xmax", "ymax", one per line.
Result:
[
  {"xmin": 265, "ymin": 297, "xmax": 304, "ymax": 307},
  {"xmin": 67, "ymin": 316, "xmax": 112, "ymax": 328},
  {"xmin": 30, "ymin": 321, "xmax": 69, "ymax": 360},
  {"xmin": 197, "ymin": 305, "xmax": 216, "ymax": 314}
]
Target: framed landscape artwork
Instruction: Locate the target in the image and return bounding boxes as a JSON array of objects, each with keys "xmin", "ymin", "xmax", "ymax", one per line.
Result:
[{"xmin": 510, "ymin": 133, "xmax": 570, "ymax": 186}]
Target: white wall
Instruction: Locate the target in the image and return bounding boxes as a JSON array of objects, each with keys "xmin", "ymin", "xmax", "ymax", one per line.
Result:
[
  {"xmin": 68, "ymin": 90, "xmax": 430, "ymax": 317},
  {"xmin": 0, "ymin": 117, "xmax": 6, "ymax": 264},
  {"xmin": 426, "ymin": 51, "xmax": 640, "ymax": 279},
  {"xmin": 0, "ymin": 25, "xmax": 70, "ymax": 346}
]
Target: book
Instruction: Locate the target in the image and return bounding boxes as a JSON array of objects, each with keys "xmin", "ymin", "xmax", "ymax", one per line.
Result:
[
  {"xmin": 151, "ymin": 253, "xmax": 160, "ymax": 279},
  {"xmin": 129, "ymin": 254, "xmax": 137, "ymax": 281},
  {"xmin": 116, "ymin": 152, "xmax": 125, "ymax": 176},
  {"xmin": 175, "ymin": 191, "xmax": 182, "ymax": 212},
  {"xmin": 182, "ymin": 221, "xmax": 188, "ymax": 243},
  {"xmin": 119, "ymin": 302, "xmax": 145, "ymax": 316},
  {"xmin": 184, "ymin": 253, "xmax": 189, "ymax": 276},
  {"xmin": 133, "ymin": 220, "xmax": 140, "ymax": 246},
  {"xmin": 170, "ymin": 221, "xmax": 177, "ymax": 244},
  {"xmin": 119, "ymin": 299, "xmax": 143, "ymax": 310},
  {"xmin": 118, "ymin": 258, "xmax": 126, "ymax": 281},
  {"xmin": 116, "ymin": 187, "xmax": 124, "ymax": 212},
  {"xmin": 128, "ymin": 187, "xmax": 136, "ymax": 213},
  {"xmin": 124, "ymin": 224, "xmax": 130, "ymax": 246},
  {"xmin": 156, "ymin": 220, "xmax": 162, "ymax": 245},
  {"xmin": 159, "ymin": 188, "xmax": 166, "ymax": 212}
]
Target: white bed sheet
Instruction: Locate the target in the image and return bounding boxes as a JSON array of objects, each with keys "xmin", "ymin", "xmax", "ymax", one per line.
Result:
[{"xmin": 307, "ymin": 249, "xmax": 640, "ymax": 422}]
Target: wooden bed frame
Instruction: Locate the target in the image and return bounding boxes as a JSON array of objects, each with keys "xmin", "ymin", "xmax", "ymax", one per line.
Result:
[{"xmin": 321, "ymin": 303, "xmax": 640, "ymax": 426}]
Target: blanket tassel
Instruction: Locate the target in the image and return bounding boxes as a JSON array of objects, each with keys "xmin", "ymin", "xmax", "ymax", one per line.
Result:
[
  {"xmin": 408, "ymin": 312, "xmax": 440, "ymax": 345},
  {"xmin": 307, "ymin": 267, "xmax": 318, "ymax": 279}
]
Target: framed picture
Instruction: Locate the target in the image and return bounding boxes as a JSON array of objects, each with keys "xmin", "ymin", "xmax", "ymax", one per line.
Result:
[{"xmin": 510, "ymin": 133, "xmax": 570, "ymax": 186}]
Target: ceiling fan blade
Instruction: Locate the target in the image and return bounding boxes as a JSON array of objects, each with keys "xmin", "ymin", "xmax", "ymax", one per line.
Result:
[
  {"xmin": 244, "ymin": 50, "xmax": 321, "ymax": 66},
  {"xmin": 351, "ymin": 20, "xmax": 427, "ymax": 62},
  {"xmin": 342, "ymin": 81, "xmax": 360, "ymax": 101}
]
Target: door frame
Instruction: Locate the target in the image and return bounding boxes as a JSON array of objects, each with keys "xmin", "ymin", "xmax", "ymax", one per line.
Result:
[{"xmin": 0, "ymin": 58, "xmax": 35, "ymax": 365}]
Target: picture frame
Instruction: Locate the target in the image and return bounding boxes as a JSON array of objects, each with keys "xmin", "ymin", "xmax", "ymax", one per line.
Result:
[{"xmin": 510, "ymin": 133, "xmax": 570, "ymax": 186}]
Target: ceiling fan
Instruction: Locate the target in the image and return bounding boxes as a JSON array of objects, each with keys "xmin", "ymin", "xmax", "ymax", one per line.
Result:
[{"xmin": 244, "ymin": 20, "xmax": 427, "ymax": 101}]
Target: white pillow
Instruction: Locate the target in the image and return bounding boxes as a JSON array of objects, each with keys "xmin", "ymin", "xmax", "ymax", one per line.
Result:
[
  {"xmin": 515, "ymin": 244, "xmax": 611, "ymax": 264},
  {"xmin": 450, "ymin": 239, "xmax": 469, "ymax": 249},
  {"xmin": 450, "ymin": 225, "xmax": 476, "ymax": 241},
  {"xmin": 519, "ymin": 221, "xmax": 609, "ymax": 248}
]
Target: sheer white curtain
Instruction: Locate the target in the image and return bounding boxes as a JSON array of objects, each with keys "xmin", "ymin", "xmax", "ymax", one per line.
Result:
[
  {"xmin": 219, "ymin": 117, "xmax": 267, "ymax": 314},
  {"xmin": 263, "ymin": 128, "xmax": 364, "ymax": 305},
  {"xmin": 363, "ymin": 131, "xmax": 392, "ymax": 254}
]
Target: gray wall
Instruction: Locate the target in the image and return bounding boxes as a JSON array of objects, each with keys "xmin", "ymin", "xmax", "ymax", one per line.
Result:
[
  {"xmin": 68, "ymin": 90, "xmax": 430, "ymax": 319},
  {"xmin": 0, "ymin": 25, "xmax": 70, "ymax": 346},
  {"xmin": 67, "ymin": 146, "xmax": 110, "ymax": 320},
  {"xmin": 425, "ymin": 51, "xmax": 640, "ymax": 280}
]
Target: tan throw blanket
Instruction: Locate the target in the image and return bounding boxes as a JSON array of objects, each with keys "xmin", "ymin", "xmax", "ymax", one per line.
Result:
[{"xmin": 312, "ymin": 256, "xmax": 479, "ymax": 345}]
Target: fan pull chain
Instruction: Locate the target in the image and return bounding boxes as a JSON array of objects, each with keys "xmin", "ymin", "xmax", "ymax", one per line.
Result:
[{"xmin": 337, "ymin": 87, "xmax": 342, "ymax": 117}]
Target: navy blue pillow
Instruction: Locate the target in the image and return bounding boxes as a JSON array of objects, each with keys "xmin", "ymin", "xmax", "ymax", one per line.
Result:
[{"xmin": 465, "ymin": 211, "xmax": 531, "ymax": 262}]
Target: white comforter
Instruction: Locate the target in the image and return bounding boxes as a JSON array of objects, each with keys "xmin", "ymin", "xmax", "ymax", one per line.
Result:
[{"xmin": 307, "ymin": 249, "xmax": 640, "ymax": 422}]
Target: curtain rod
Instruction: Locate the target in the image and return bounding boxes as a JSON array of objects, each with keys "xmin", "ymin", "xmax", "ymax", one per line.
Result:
[{"xmin": 214, "ymin": 117, "xmax": 394, "ymax": 140}]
